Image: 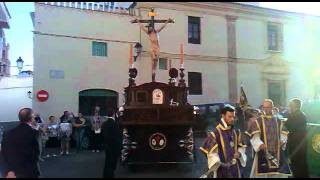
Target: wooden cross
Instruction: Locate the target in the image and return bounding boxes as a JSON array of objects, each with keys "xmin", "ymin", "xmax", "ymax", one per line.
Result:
[
  {"xmin": 131, "ymin": 8, "xmax": 174, "ymax": 29},
  {"xmin": 131, "ymin": 8, "xmax": 174, "ymax": 82}
]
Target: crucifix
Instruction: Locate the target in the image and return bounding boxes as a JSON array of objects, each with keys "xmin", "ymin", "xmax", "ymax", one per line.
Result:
[{"xmin": 131, "ymin": 8, "xmax": 174, "ymax": 82}]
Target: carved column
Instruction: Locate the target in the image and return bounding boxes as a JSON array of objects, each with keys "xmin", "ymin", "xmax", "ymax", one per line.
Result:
[{"xmin": 226, "ymin": 15, "xmax": 238, "ymax": 103}]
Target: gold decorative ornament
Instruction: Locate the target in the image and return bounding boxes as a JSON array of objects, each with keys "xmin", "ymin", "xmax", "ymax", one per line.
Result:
[{"xmin": 312, "ymin": 134, "xmax": 320, "ymax": 153}]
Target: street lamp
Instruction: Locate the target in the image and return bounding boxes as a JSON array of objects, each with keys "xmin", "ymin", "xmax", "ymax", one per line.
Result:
[
  {"xmin": 27, "ymin": 91, "xmax": 33, "ymax": 99},
  {"xmin": 133, "ymin": 42, "xmax": 142, "ymax": 62},
  {"xmin": 16, "ymin": 57, "xmax": 24, "ymax": 73}
]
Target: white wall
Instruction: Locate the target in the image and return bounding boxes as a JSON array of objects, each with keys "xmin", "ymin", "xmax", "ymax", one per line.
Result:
[
  {"xmin": 0, "ymin": 76, "xmax": 32, "ymax": 122},
  {"xmin": 236, "ymin": 18, "xmax": 269, "ymax": 60},
  {"xmin": 236, "ymin": 62, "xmax": 264, "ymax": 108},
  {"xmin": 33, "ymin": 2, "xmax": 320, "ymax": 118},
  {"xmin": 138, "ymin": 7, "xmax": 228, "ymax": 58},
  {"xmin": 33, "ymin": 3, "xmax": 140, "ymax": 119}
]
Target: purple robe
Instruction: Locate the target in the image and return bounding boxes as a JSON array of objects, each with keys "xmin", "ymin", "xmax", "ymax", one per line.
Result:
[
  {"xmin": 200, "ymin": 122, "xmax": 246, "ymax": 178},
  {"xmin": 246, "ymin": 115, "xmax": 291, "ymax": 176}
]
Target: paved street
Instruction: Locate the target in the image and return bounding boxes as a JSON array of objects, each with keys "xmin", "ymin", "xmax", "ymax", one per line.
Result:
[
  {"xmin": 3, "ymin": 136, "xmax": 318, "ymax": 178},
  {"xmin": 39, "ymin": 137, "xmax": 207, "ymax": 178}
]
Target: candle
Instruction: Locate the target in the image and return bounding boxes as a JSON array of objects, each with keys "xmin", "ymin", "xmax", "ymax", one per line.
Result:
[
  {"xmin": 129, "ymin": 43, "xmax": 133, "ymax": 67},
  {"xmin": 180, "ymin": 43, "xmax": 184, "ymax": 68}
]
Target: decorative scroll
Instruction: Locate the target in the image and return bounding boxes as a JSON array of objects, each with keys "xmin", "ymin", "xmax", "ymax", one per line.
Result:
[
  {"xmin": 178, "ymin": 127, "xmax": 194, "ymax": 159},
  {"xmin": 121, "ymin": 128, "xmax": 138, "ymax": 163}
]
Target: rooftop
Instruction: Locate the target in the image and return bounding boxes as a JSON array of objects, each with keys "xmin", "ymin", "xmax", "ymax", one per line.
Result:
[
  {"xmin": 37, "ymin": 2, "xmax": 135, "ymax": 16},
  {"xmin": 130, "ymin": 2, "xmax": 320, "ymax": 19}
]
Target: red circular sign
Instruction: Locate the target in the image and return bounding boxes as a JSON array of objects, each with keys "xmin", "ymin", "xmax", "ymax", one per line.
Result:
[{"xmin": 36, "ymin": 90, "xmax": 49, "ymax": 102}]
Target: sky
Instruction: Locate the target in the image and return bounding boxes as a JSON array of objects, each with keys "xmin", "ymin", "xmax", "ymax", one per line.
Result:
[
  {"xmin": 259, "ymin": 2, "xmax": 320, "ymax": 16},
  {"xmin": 5, "ymin": 2, "xmax": 34, "ymax": 75},
  {"xmin": 4, "ymin": 2, "xmax": 320, "ymax": 75}
]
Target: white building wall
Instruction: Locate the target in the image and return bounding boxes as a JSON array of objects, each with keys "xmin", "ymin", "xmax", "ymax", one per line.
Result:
[
  {"xmin": 0, "ymin": 77, "xmax": 32, "ymax": 122},
  {"xmin": 236, "ymin": 62, "xmax": 264, "ymax": 108},
  {"xmin": 33, "ymin": 3, "xmax": 140, "ymax": 119},
  {"xmin": 236, "ymin": 18, "xmax": 269, "ymax": 60},
  {"xmin": 33, "ymin": 2, "xmax": 320, "ymax": 119}
]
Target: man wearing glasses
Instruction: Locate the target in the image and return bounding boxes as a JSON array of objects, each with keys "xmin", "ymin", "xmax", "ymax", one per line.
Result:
[{"xmin": 246, "ymin": 99, "xmax": 291, "ymax": 178}]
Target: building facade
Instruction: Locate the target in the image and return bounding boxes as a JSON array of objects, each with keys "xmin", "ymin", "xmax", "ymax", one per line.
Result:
[
  {"xmin": 0, "ymin": 2, "xmax": 10, "ymax": 77},
  {"xmin": 32, "ymin": 2, "xmax": 320, "ymax": 119},
  {"xmin": 0, "ymin": 74, "xmax": 33, "ymax": 123},
  {"xmin": 0, "ymin": 3, "xmax": 33, "ymax": 133}
]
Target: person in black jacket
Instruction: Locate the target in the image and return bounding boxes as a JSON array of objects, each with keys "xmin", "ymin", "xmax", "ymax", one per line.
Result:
[
  {"xmin": 1, "ymin": 108, "xmax": 40, "ymax": 178},
  {"xmin": 286, "ymin": 98, "xmax": 309, "ymax": 178},
  {"xmin": 101, "ymin": 108, "xmax": 122, "ymax": 178}
]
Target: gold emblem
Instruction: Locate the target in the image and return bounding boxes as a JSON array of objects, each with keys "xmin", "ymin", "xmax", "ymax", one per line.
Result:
[
  {"xmin": 152, "ymin": 89, "xmax": 164, "ymax": 104},
  {"xmin": 312, "ymin": 134, "xmax": 320, "ymax": 153}
]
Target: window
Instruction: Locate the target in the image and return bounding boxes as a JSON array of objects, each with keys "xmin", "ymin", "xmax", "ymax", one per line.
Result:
[
  {"xmin": 208, "ymin": 105, "xmax": 219, "ymax": 115},
  {"xmin": 159, "ymin": 58, "xmax": 168, "ymax": 70},
  {"xmin": 188, "ymin": 16, "xmax": 201, "ymax": 44},
  {"xmin": 92, "ymin": 41, "xmax": 107, "ymax": 57},
  {"xmin": 267, "ymin": 23, "xmax": 282, "ymax": 51},
  {"xmin": 188, "ymin": 72, "xmax": 202, "ymax": 95},
  {"xmin": 0, "ymin": 63, "xmax": 6, "ymax": 74},
  {"xmin": 198, "ymin": 106, "xmax": 207, "ymax": 116}
]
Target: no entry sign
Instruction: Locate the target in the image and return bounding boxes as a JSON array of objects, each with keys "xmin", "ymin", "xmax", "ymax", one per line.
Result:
[{"xmin": 36, "ymin": 90, "xmax": 49, "ymax": 102}]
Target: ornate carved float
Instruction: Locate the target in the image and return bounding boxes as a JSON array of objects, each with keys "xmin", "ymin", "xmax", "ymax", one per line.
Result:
[{"xmin": 119, "ymin": 8, "xmax": 197, "ymax": 164}]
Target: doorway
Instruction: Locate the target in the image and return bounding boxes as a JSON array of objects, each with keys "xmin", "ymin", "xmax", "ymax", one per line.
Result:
[{"xmin": 79, "ymin": 89, "xmax": 118, "ymax": 116}]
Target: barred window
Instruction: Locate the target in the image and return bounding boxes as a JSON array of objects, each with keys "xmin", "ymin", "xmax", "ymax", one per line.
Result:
[
  {"xmin": 188, "ymin": 16, "xmax": 201, "ymax": 44},
  {"xmin": 92, "ymin": 41, "xmax": 107, "ymax": 57},
  {"xmin": 267, "ymin": 23, "xmax": 282, "ymax": 51},
  {"xmin": 159, "ymin": 58, "xmax": 168, "ymax": 70}
]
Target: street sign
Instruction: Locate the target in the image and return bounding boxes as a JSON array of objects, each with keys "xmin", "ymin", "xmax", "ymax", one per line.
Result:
[{"xmin": 36, "ymin": 90, "xmax": 49, "ymax": 102}]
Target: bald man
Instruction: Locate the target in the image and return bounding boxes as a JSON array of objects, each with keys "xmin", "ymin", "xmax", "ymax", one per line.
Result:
[
  {"xmin": 1, "ymin": 108, "xmax": 40, "ymax": 178},
  {"xmin": 246, "ymin": 99, "xmax": 291, "ymax": 178}
]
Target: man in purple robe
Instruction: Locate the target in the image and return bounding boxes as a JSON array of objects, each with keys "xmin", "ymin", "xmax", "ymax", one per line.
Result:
[
  {"xmin": 200, "ymin": 105, "xmax": 247, "ymax": 178},
  {"xmin": 246, "ymin": 99, "xmax": 291, "ymax": 178}
]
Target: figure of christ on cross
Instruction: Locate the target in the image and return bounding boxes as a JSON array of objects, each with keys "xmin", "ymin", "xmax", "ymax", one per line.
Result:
[{"xmin": 132, "ymin": 9, "xmax": 174, "ymax": 82}]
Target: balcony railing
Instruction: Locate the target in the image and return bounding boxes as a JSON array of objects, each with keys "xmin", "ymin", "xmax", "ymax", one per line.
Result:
[{"xmin": 39, "ymin": 2, "xmax": 136, "ymax": 16}]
